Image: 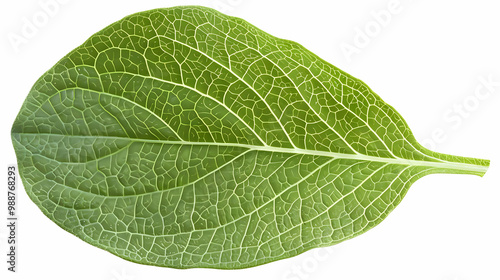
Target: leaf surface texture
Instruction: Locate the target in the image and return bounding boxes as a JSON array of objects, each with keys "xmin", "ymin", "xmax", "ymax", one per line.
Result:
[{"xmin": 11, "ymin": 6, "xmax": 489, "ymax": 269}]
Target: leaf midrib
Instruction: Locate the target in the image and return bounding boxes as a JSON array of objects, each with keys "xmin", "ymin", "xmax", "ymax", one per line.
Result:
[{"xmin": 13, "ymin": 132, "xmax": 488, "ymax": 173}]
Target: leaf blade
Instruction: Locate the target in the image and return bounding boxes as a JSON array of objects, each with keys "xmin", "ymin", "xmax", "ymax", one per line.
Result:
[{"xmin": 11, "ymin": 6, "xmax": 489, "ymax": 269}]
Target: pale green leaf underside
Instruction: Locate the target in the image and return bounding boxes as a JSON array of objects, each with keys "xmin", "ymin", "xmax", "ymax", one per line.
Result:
[{"xmin": 11, "ymin": 6, "xmax": 489, "ymax": 269}]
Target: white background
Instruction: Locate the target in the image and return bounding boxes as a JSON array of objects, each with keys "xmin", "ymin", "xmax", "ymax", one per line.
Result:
[{"xmin": 1, "ymin": 0, "xmax": 499, "ymax": 279}]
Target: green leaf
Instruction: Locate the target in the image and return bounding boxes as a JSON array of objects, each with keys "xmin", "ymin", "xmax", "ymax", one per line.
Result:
[{"xmin": 11, "ymin": 6, "xmax": 489, "ymax": 269}]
